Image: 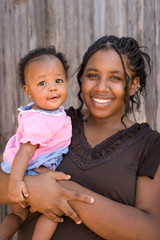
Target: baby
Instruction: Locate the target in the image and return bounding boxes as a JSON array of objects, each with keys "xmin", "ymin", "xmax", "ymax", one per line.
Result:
[{"xmin": 0, "ymin": 46, "xmax": 72, "ymax": 240}]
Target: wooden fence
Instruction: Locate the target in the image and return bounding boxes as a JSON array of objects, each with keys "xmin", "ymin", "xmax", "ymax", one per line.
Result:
[{"xmin": 0, "ymin": 0, "xmax": 160, "ymax": 239}]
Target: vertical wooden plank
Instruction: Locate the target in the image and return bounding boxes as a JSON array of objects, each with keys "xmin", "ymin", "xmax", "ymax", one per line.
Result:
[
  {"xmin": 27, "ymin": 0, "xmax": 46, "ymax": 48},
  {"xmin": 127, "ymin": 0, "xmax": 146, "ymax": 123},
  {"xmin": 155, "ymin": 0, "xmax": 160, "ymax": 131},
  {"xmin": 143, "ymin": 0, "xmax": 157, "ymax": 129},
  {"xmin": 127, "ymin": 0, "xmax": 144, "ymax": 41},
  {"xmin": 0, "ymin": 1, "xmax": 160, "ymax": 238},
  {"xmin": 0, "ymin": 0, "xmax": 6, "ymax": 153}
]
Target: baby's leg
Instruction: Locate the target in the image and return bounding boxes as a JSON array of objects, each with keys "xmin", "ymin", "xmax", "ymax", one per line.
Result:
[
  {"xmin": 32, "ymin": 215, "xmax": 58, "ymax": 240},
  {"xmin": 0, "ymin": 203, "xmax": 29, "ymax": 240}
]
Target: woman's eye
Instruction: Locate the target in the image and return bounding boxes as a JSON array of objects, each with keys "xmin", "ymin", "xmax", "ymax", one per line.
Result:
[
  {"xmin": 88, "ymin": 73, "xmax": 98, "ymax": 79},
  {"xmin": 110, "ymin": 76, "xmax": 121, "ymax": 81},
  {"xmin": 56, "ymin": 79, "xmax": 63, "ymax": 83},
  {"xmin": 38, "ymin": 81, "xmax": 46, "ymax": 86}
]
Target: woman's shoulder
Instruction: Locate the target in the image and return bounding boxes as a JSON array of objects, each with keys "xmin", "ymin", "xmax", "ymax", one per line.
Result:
[
  {"xmin": 129, "ymin": 122, "xmax": 160, "ymax": 148},
  {"xmin": 135, "ymin": 123, "xmax": 160, "ymax": 178},
  {"xmin": 135, "ymin": 123, "xmax": 160, "ymax": 169},
  {"xmin": 138, "ymin": 122, "xmax": 160, "ymax": 138}
]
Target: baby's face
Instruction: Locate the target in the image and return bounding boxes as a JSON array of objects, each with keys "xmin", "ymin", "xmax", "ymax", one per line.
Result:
[{"xmin": 23, "ymin": 56, "xmax": 68, "ymax": 111}]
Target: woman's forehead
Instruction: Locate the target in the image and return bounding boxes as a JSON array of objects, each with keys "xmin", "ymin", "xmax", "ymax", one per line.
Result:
[
  {"xmin": 86, "ymin": 49, "xmax": 126, "ymax": 70},
  {"xmin": 83, "ymin": 49, "xmax": 134, "ymax": 80}
]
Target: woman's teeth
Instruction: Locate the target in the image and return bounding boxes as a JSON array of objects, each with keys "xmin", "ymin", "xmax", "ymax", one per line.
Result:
[{"xmin": 93, "ymin": 97, "xmax": 111, "ymax": 103}]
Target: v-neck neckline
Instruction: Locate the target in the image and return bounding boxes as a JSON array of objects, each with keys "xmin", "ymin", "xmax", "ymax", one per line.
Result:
[
  {"xmin": 67, "ymin": 107, "xmax": 151, "ymax": 169},
  {"xmin": 78, "ymin": 112, "xmax": 139, "ymax": 151}
]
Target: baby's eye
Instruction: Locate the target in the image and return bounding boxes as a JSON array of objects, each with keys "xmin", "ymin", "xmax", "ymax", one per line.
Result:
[
  {"xmin": 56, "ymin": 79, "xmax": 63, "ymax": 83},
  {"xmin": 38, "ymin": 81, "xmax": 46, "ymax": 86}
]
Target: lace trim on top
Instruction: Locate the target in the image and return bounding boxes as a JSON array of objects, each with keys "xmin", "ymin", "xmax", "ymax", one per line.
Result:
[
  {"xmin": 67, "ymin": 107, "xmax": 151, "ymax": 170},
  {"xmin": 18, "ymin": 102, "xmax": 64, "ymax": 116}
]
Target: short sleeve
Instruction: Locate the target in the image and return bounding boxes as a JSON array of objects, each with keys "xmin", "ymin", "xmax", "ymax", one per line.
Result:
[
  {"xmin": 137, "ymin": 131, "xmax": 160, "ymax": 179},
  {"xmin": 18, "ymin": 113, "xmax": 53, "ymax": 146}
]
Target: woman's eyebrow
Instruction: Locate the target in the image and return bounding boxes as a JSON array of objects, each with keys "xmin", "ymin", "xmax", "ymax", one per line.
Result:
[
  {"xmin": 85, "ymin": 68, "xmax": 99, "ymax": 72},
  {"xmin": 55, "ymin": 73, "xmax": 65, "ymax": 77},
  {"xmin": 109, "ymin": 70, "xmax": 124, "ymax": 75},
  {"xmin": 85, "ymin": 68, "xmax": 124, "ymax": 75}
]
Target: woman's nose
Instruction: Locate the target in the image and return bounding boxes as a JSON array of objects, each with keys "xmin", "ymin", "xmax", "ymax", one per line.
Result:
[{"xmin": 96, "ymin": 77, "xmax": 110, "ymax": 92}]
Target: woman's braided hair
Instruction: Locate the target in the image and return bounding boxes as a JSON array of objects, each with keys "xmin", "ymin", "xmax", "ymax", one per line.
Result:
[
  {"xmin": 19, "ymin": 46, "xmax": 69, "ymax": 85},
  {"xmin": 77, "ymin": 35, "xmax": 151, "ymax": 121}
]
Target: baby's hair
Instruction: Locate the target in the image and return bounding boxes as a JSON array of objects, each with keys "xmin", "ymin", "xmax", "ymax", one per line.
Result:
[
  {"xmin": 19, "ymin": 46, "xmax": 69, "ymax": 85},
  {"xmin": 77, "ymin": 35, "xmax": 151, "ymax": 125}
]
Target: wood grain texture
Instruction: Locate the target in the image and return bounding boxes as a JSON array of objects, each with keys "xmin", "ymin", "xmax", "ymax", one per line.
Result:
[{"xmin": 0, "ymin": 1, "xmax": 160, "ymax": 238}]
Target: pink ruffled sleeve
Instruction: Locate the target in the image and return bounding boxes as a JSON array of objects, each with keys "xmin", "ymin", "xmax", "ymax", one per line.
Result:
[{"xmin": 18, "ymin": 113, "xmax": 53, "ymax": 146}]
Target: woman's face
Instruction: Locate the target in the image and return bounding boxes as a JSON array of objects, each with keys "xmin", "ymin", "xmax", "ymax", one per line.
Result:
[{"xmin": 81, "ymin": 49, "xmax": 134, "ymax": 120}]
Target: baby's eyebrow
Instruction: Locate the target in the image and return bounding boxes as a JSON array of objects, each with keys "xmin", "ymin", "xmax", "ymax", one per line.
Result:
[
  {"xmin": 35, "ymin": 75, "xmax": 46, "ymax": 81},
  {"xmin": 36, "ymin": 73, "xmax": 65, "ymax": 82}
]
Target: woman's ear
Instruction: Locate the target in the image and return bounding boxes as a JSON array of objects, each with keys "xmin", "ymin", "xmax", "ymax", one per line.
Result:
[
  {"xmin": 23, "ymin": 85, "xmax": 32, "ymax": 98},
  {"xmin": 129, "ymin": 77, "xmax": 140, "ymax": 96}
]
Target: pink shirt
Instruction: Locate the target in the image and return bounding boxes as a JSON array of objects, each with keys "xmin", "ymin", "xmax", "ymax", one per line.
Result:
[{"xmin": 3, "ymin": 105, "xmax": 72, "ymax": 165}]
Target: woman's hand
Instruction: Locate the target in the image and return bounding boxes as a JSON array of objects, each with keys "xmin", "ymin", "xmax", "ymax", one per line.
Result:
[{"xmin": 24, "ymin": 169, "xmax": 94, "ymax": 224}]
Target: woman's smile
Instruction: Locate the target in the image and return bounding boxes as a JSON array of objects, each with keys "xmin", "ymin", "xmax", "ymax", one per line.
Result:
[{"xmin": 92, "ymin": 97, "xmax": 112, "ymax": 104}]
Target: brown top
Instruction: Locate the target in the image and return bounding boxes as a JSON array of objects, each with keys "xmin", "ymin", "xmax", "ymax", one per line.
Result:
[{"xmin": 19, "ymin": 107, "xmax": 160, "ymax": 240}]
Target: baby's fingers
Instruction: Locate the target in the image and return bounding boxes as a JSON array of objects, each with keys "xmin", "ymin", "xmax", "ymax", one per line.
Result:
[
  {"xmin": 22, "ymin": 184, "xmax": 29, "ymax": 198},
  {"xmin": 9, "ymin": 194, "xmax": 25, "ymax": 203},
  {"xmin": 35, "ymin": 168, "xmax": 71, "ymax": 181}
]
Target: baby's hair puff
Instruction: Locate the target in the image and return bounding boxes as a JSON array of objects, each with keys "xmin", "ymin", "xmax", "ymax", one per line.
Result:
[{"xmin": 19, "ymin": 46, "xmax": 69, "ymax": 85}]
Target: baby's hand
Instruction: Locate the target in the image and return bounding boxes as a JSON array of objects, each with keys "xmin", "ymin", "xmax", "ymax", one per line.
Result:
[{"xmin": 8, "ymin": 179, "xmax": 29, "ymax": 203}]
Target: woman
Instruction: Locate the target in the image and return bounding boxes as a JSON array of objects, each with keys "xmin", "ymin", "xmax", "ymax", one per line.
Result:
[{"xmin": 1, "ymin": 35, "xmax": 160, "ymax": 240}]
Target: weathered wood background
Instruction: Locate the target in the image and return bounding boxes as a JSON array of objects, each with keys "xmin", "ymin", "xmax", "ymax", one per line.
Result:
[{"xmin": 0, "ymin": 0, "xmax": 160, "ymax": 239}]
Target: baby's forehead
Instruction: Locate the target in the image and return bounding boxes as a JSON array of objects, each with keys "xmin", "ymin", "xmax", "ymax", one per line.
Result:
[
  {"xmin": 24, "ymin": 55, "xmax": 65, "ymax": 80},
  {"xmin": 27, "ymin": 55, "xmax": 57, "ymax": 65}
]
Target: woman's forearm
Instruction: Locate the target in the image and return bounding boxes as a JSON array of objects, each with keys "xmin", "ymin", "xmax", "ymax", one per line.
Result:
[{"xmin": 60, "ymin": 180, "xmax": 160, "ymax": 240}]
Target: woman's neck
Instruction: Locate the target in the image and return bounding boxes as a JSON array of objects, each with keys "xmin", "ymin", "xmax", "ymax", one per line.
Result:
[
  {"xmin": 84, "ymin": 112, "xmax": 133, "ymax": 130},
  {"xmin": 83, "ymin": 113, "xmax": 135, "ymax": 147}
]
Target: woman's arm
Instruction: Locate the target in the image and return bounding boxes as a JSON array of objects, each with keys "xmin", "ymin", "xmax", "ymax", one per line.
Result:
[
  {"xmin": 24, "ymin": 170, "xmax": 94, "ymax": 224},
  {"xmin": 0, "ymin": 155, "xmax": 12, "ymax": 204},
  {"xmin": 59, "ymin": 165, "xmax": 160, "ymax": 240},
  {"xmin": 23, "ymin": 165, "xmax": 160, "ymax": 239},
  {"xmin": 0, "ymin": 155, "xmax": 94, "ymax": 224}
]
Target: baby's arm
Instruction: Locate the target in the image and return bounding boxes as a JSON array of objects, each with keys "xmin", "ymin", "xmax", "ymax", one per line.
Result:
[{"xmin": 9, "ymin": 142, "xmax": 38, "ymax": 203}]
